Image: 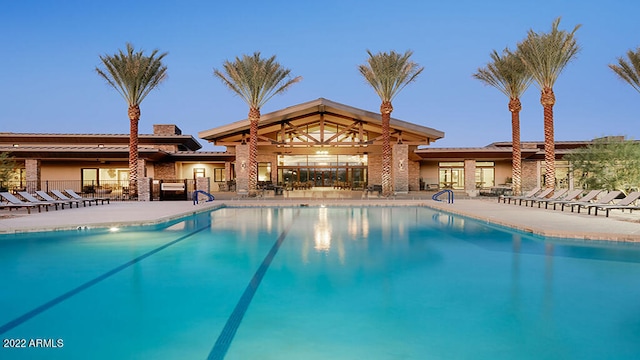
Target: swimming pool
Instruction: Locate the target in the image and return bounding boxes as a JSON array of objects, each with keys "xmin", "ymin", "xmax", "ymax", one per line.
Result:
[{"xmin": 2, "ymin": 206, "xmax": 640, "ymax": 359}]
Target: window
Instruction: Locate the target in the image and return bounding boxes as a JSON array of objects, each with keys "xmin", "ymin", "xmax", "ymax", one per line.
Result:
[
  {"xmin": 258, "ymin": 162, "xmax": 272, "ymax": 182},
  {"xmin": 438, "ymin": 162, "xmax": 464, "ymax": 189},
  {"xmin": 475, "ymin": 162, "xmax": 495, "ymax": 188},
  {"xmin": 213, "ymin": 168, "xmax": 225, "ymax": 182},
  {"xmin": 193, "ymin": 168, "xmax": 205, "ymax": 179}
]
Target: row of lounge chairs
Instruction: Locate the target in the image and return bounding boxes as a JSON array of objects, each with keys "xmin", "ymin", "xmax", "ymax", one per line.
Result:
[
  {"xmin": 498, "ymin": 187, "xmax": 640, "ymax": 217},
  {"xmin": 0, "ymin": 189, "xmax": 110, "ymax": 214}
]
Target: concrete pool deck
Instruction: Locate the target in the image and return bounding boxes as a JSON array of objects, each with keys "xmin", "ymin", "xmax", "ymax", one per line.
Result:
[{"xmin": 1, "ymin": 195, "xmax": 640, "ymax": 241}]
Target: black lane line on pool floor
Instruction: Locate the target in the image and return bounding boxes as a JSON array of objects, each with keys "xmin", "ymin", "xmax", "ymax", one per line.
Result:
[
  {"xmin": 207, "ymin": 209, "xmax": 301, "ymax": 360},
  {"xmin": 0, "ymin": 225, "xmax": 210, "ymax": 335}
]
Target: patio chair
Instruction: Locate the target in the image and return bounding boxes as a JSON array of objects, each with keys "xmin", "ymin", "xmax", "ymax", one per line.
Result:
[
  {"xmin": 588, "ymin": 191, "xmax": 640, "ymax": 217},
  {"xmin": 499, "ymin": 186, "xmax": 540, "ymax": 204},
  {"xmin": 526, "ymin": 188, "xmax": 570, "ymax": 208},
  {"xmin": 17, "ymin": 191, "xmax": 61, "ymax": 210},
  {"xmin": 0, "ymin": 192, "xmax": 47, "ymax": 214},
  {"xmin": 51, "ymin": 189, "xmax": 92, "ymax": 207},
  {"xmin": 565, "ymin": 190, "xmax": 622, "ymax": 213},
  {"xmin": 514, "ymin": 188, "xmax": 554, "ymax": 206},
  {"xmin": 65, "ymin": 189, "xmax": 110, "ymax": 205},
  {"xmin": 547, "ymin": 189, "xmax": 602, "ymax": 211},
  {"xmin": 36, "ymin": 190, "xmax": 79, "ymax": 209}
]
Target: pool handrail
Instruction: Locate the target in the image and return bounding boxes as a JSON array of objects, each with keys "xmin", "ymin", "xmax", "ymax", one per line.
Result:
[
  {"xmin": 192, "ymin": 190, "xmax": 215, "ymax": 205},
  {"xmin": 432, "ymin": 189, "xmax": 454, "ymax": 204}
]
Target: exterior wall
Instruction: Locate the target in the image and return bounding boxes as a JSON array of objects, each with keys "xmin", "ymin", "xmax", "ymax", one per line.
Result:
[
  {"xmin": 408, "ymin": 160, "xmax": 420, "ymax": 191},
  {"xmin": 392, "ymin": 144, "xmax": 409, "ymax": 193},
  {"xmin": 521, "ymin": 160, "xmax": 539, "ymax": 193},
  {"xmin": 154, "ymin": 162, "xmax": 176, "ymax": 179},
  {"xmin": 235, "ymin": 144, "xmax": 249, "ymax": 193},
  {"xmin": 368, "ymin": 153, "xmax": 382, "ymax": 186},
  {"xmin": 25, "ymin": 159, "xmax": 40, "ymax": 192},
  {"xmin": 419, "ymin": 161, "xmax": 439, "ymax": 189},
  {"xmin": 464, "ymin": 159, "xmax": 477, "ymax": 196},
  {"xmin": 494, "ymin": 160, "xmax": 513, "ymax": 186}
]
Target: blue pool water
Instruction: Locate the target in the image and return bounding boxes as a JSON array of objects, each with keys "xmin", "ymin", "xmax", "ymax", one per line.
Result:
[{"xmin": 2, "ymin": 206, "xmax": 640, "ymax": 359}]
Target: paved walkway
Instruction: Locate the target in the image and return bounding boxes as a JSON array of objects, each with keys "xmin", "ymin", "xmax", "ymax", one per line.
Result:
[{"xmin": 1, "ymin": 195, "xmax": 640, "ymax": 241}]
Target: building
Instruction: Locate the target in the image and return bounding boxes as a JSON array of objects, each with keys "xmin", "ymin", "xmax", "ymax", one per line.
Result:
[{"xmin": 0, "ymin": 98, "xmax": 602, "ymax": 200}]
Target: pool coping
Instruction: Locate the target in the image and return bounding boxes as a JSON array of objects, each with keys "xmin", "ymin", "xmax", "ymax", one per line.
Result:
[{"xmin": 1, "ymin": 199, "xmax": 640, "ymax": 242}]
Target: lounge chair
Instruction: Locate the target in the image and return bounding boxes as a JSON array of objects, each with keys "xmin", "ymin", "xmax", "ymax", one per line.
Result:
[
  {"xmin": 588, "ymin": 191, "xmax": 640, "ymax": 217},
  {"xmin": 51, "ymin": 189, "xmax": 92, "ymax": 207},
  {"xmin": 565, "ymin": 190, "xmax": 622, "ymax": 213},
  {"xmin": 547, "ymin": 189, "xmax": 602, "ymax": 211},
  {"xmin": 499, "ymin": 186, "xmax": 541, "ymax": 204},
  {"xmin": 17, "ymin": 191, "xmax": 61, "ymax": 210},
  {"xmin": 65, "ymin": 189, "xmax": 110, "ymax": 205},
  {"xmin": 523, "ymin": 188, "xmax": 567, "ymax": 207},
  {"xmin": 0, "ymin": 192, "xmax": 47, "ymax": 213},
  {"xmin": 515, "ymin": 188, "xmax": 554, "ymax": 206},
  {"xmin": 36, "ymin": 190, "xmax": 79, "ymax": 209},
  {"xmin": 531, "ymin": 188, "xmax": 579, "ymax": 208}
]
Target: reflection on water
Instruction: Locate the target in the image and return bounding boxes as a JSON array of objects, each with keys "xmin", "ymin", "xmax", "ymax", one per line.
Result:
[{"xmin": 314, "ymin": 207, "xmax": 332, "ymax": 252}]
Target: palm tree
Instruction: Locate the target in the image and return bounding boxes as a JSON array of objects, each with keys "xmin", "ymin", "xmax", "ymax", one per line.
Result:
[
  {"xmin": 96, "ymin": 43, "xmax": 167, "ymax": 199},
  {"xmin": 516, "ymin": 17, "xmax": 580, "ymax": 189},
  {"xmin": 359, "ymin": 50, "xmax": 424, "ymax": 197},
  {"xmin": 214, "ymin": 52, "xmax": 301, "ymax": 194},
  {"xmin": 474, "ymin": 49, "xmax": 533, "ymax": 195},
  {"xmin": 609, "ymin": 47, "xmax": 640, "ymax": 93}
]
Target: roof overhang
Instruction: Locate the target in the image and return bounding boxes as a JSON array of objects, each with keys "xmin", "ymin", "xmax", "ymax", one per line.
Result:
[{"xmin": 199, "ymin": 98, "xmax": 444, "ymax": 147}]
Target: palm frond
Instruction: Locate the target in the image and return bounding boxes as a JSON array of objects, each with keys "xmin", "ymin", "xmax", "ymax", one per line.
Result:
[
  {"xmin": 516, "ymin": 17, "xmax": 581, "ymax": 89},
  {"xmin": 213, "ymin": 52, "xmax": 302, "ymax": 109},
  {"xmin": 609, "ymin": 48, "xmax": 640, "ymax": 93},
  {"xmin": 358, "ymin": 50, "xmax": 424, "ymax": 102},
  {"xmin": 474, "ymin": 48, "xmax": 532, "ymax": 98},
  {"xmin": 96, "ymin": 43, "xmax": 168, "ymax": 107}
]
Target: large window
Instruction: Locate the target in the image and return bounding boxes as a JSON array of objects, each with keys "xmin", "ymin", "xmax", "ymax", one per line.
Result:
[
  {"xmin": 258, "ymin": 162, "xmax": 272, "ymax": 182},
  {"xmin": 214, "ymin": 168, "xmax": 225, "ymax": 182},
  {"xmin": 81, "ymin": 167, "xmax": 128, "ymax": 192},
  {"xmin": 475, "ymin": 161, "xmax": 495, "ymax": 189},
  {"xmin": 438, "ymin": 162, "xmax": 464, "ymax": 189}
]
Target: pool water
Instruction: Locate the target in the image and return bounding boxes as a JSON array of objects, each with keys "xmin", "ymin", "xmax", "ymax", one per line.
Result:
[{"xmin": 2, "ymin": 206, "xmax": 640, "ymax": 359}]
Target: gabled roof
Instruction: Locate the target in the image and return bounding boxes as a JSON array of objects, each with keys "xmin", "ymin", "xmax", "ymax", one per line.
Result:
[{"xmin": 199, "ymin": 98, "xmax": 444, "ymax": 146}]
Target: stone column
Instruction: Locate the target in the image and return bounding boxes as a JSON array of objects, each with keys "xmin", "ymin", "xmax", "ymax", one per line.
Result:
[
  {"xmin": 464, "ymin": 159, "xmax": 477, "ymax": 197},
  {"xmin": 136, "ymin": 159, "xmax": 147, "ymax": 201},
  {"xmin": 196, "ymin": 177, "xmax": 211, "ymax": 202},
  {"xmin": 392, "ymin": 144, "xmax": 409, "ymax": 194},
  {"xmin": 25, "ymin": 159, "xmax": 41, "ymax": 192},
  {"xmin": 235, "ymin": 144, "xmax": 249, "ymax": 194},
  {"xmin": 138, "ymin": 177, "xmax": 151, "ymax": 201}
]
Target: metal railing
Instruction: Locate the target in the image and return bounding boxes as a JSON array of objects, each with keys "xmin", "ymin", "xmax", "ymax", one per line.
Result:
[{"xmin": 432, "ymin": 189, "xmax": 454, "ymax": 204}]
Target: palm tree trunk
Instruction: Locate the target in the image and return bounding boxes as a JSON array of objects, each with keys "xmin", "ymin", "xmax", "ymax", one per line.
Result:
[
  {"xmin": 128, "ymin": 105, "xmax": 140, "ymax": 199},
  {"xmin": 381, "ymin": 101, "xmax": 393, "ymax": 197},
  {"xmin": 248, "ymin": 107, "xmax": 260, "ymax": 194},
  {"xmin": 541, "ymin": 88, "xmax": 556, "ymax": 190},
  {"xmin": 509, "ymin": 98, "xmax": 522, "ymax": 195}
]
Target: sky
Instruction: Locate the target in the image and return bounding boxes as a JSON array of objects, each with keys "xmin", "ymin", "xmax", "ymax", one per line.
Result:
[{"xmin": 1, "ymin": 0, "xmax": 639, "ymax": 151}]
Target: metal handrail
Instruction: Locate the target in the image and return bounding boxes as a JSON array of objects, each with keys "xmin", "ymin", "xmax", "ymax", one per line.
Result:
[
  {"xmin": 192, "ymin": 190, "xmax": 215, "ymax": 204},
  {"xmin": 432, "ymin": 189, "xmax": 454, "ymax": 204}
]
